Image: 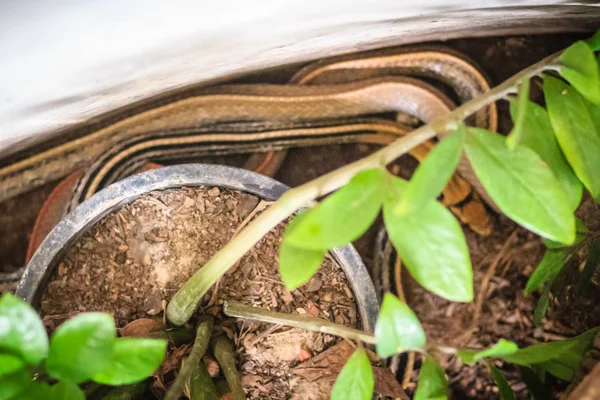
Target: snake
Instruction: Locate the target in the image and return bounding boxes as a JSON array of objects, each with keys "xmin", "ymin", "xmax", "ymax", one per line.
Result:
[{"xmin": 0, "ymin": 45, "xmax": 497, "ymax": 298}]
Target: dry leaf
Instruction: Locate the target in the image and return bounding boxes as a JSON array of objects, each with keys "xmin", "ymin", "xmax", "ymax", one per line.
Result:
[
  {"xmin": 119, "ymin": 318, "xmax": 165, "ymax": 337},
  {"xmin": 373, "ymin": 366, "xmax": 409, "ymax": 399},
  {"xmin": 293, "ymin": 341, "xmax": 407, "ymax": 398}
]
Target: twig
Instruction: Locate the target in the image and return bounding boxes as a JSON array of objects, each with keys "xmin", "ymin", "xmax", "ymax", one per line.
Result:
[
  {"xmin": 207, "ymin": 200, "xmax": 272, "ymax": 309},
  {"xmin": 392, "ymin": 250, "xmax": 416, "ymax": 390},
  {"xmin": 246, "ymin": 323, "xmax": 283, "ymax": 349},
  {"xmin": 232, "ymin": 200, "xmax": 272, "ymax": 237},
  {"xmin": 394, "ymin": 255, "xmax": 405, "ymax": 302},
  {"xmin": 165, "ymin": 317, "xmax": 214, "ymax": 400},
  {"xmin": 167, "ymin": 50, "xmax": 562, "ymax": 326},
  {"xmin": 463, "ymin": 230, "xmax": 518, "ymax": 343},
  {"xmin": 223, "ymin": 300, "xmax": 377, "ymax": 344}
]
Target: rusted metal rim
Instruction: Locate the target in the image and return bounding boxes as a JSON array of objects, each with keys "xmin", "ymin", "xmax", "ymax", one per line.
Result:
[{"xmin": 16, "ymin": 163, "xmax": 379, "ymax": 333}]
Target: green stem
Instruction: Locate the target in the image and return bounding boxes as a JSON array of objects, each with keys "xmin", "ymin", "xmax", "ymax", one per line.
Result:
[
  {"xmin": 149, "ymin": 326, "xmax": 195, "ymax": 346},
  {"xmin": 190, "ymin": 362, "xmax": 219, "ymax": 400},
  {"xmin": 225, "ymin": 301, "xmax": 468, "ymax": 356},
  {"xmin": 164, "ymin": 317, "xmax": 214, "ymax": 400},
  {"xmin": 223, "ymin": 300, "xmax": 377, "ymax": 344},
  {"xmin": 211, "ymin": 335, "xmax": 246, "ymax": 400},
  {"xmin": 166, "ymin": 50, "xmax": 563, "ymax": 327},
  {"xmin": 506, "ymin": 78, "xmax": 530, "ymax": 149}
]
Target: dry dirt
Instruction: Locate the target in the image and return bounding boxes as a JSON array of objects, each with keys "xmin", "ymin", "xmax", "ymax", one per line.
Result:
[{"xmin": 39, "ymin": 186, "xmax": 379, "ymax": 400}]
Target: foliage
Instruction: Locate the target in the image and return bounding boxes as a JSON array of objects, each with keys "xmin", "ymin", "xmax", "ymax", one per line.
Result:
[
  {"xmin": 0, "ymin": 294, "xmax": 166, "ymax": 400},
  {"xmin": 4, "ymin": 28, "xmax": 599, "ymax": 400},
  {"xmin": 331, "ymin": 347, "xmax": 374, "ymax": 400},
  {"xmin": 159, "ymin": 33, "xmax": 600, "ymax": 400},
  {"xmin": 414, "ymin": 356, "xmax": 448, "ymax": 400},
  {"xmin": 278, "ymin": 36, "xmax": 600, "ymax": 399}
]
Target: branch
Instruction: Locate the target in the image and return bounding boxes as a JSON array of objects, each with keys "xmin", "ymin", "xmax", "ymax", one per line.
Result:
[
  {"xmin": 166, "ymin": 51, "xmax": 562, "ymax": 326},
  {"xmin": 223, "ymin": 301, "xmax": 377, "ymax": 344},
  {"xmin": 164, "ymin": 317, "xmax": 214, "ymax": 400}
]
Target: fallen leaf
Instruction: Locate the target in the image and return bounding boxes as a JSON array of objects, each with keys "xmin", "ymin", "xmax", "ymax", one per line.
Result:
[
  {"xmin": 373, "ymin": 366, "xmax": 409, "ymax": 399},
  {"xmin": 293, "ymin": 341, "xmax": 407, "ymax": 398},
  {"xmin": 241, "ymin": 374, "xmax": 269, "ymax": 392},
  {"xmin": 119, "ymin": 318, "xmax": 165, "ymax": 337}
]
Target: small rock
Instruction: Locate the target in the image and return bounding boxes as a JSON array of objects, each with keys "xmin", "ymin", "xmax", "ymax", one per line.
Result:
[
  {"xmin": 237, "ymin": 194, "xmax": 260, "ymax": 219},
  {"xmin": 298, "ymin": 348, "xmax": 312, "ymax": 362},
  {"xmin": 196, "ymin": 198, "xmax": 205, "ymax": 213},
  {"xmin": 183, "ymin": 196, "xmax": 195, "ymax": 208},
  {"xmin": 306, "ymin": 276, "xmax": 322, "ymax": 292},
  {"xmin": 281, "ymin": 289, "xmax": 294, "ymax": 305},
  {"xmin": 226, "ymin": 199, "xmax": 237, "ymax": 211},
  {"xmin": 143, "ymin": 289, "xmax": 164, "ymax": 316},
  {"xmin": 242, "ymin": 361, "xmax": 256, "ymax": 372}
]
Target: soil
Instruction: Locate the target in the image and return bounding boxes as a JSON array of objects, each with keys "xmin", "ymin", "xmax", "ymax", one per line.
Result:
[
  {"xmin": 39, "ymin": 186, "xmax": 371, "ymax": 400},
  {"xmin": 0, "ymin": 32, "xmax": 598, "ymax": 399}
]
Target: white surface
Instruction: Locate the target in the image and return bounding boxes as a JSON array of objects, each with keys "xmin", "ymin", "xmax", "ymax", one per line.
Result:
[{"xmin": 0, "ymin": 1, "xmax": 598, "ymax": 154}]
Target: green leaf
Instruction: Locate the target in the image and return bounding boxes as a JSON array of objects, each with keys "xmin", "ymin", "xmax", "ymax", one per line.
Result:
[
  {"xmin": 464, "ymin": 127, "xmax": 575, "ymax": 244},
  {"xmin": 524, "ymin": 249, "xmax": 568, "ymax": 296},
  {"xmin": 92, "ymin": 338, "xmax": 167, "ymax": 385},
  {"xmin": 279, "ymin": 243, "xmax": 325, "ymax": 291},
  {"xmin": 18, "ymin": 381, "xmax": 52, "ymax": 400},
  {"xmin": 46, "ymin": 313, "xmax": 116, "ymax": 383},
  {"xmin": 542, "ymin": 218, "xmax": 588, "ymax": 249},
  {"xmin": 375, "ymin": 293, "xmax": 426, "ymax": 358},
  {"xmin": 537, "ymin": 359, "xmax": 575, "ymax": 381},
  {"xmin": 0, "ymin": 369, "xmax": 31, "ymax": 400},
  {"xmin": 284, "ymin": 168, "xmax": 385, "ymax": 250},
  {"xmin": 544, "ymin": 75, "xmax": 600, "ymax": 199},
  {"xmin": 279, "ymin": 212, "xmax": 326, "ymax": 290},
  {"xmin": 49, "ymin": 380, "xmax": 85, "ymax": 400},
  {"xmin": 503, "ymin": 328, "xmax": 599, "ymax": 370},
  {"xmin": 331, "ymin": 347, "xmax": 374, "ymax": 400},
  {"xmin": 384, "ymin": 177, "xmax": 472, "ymax": 302},
  {"xmin": 0, "ymin": 293, "xmax": 48, "ymax": 365},
  {"xmin": 486, "ymin": 362, "xmax": 515, "ymax": 400},
  {"xmin": 0, "ymin": 354, "xmax": 25, "ymax": 377},
  {"xmin": 533, "ymin": 282, "xmax": 552, "ymax": 326},
  {"xmin": 394, "ymin": 126, "xmax": 464, "ymax": 214},
  {"xmin": 585, "ymin": 29, "xmax": 600, "ymax": 51},
  {"xmin": 457, "ymin": 339, "xmax": 518, "ymax": 365},
  {"xmin": 414, "ymin": 356, "xmax": 448, "ymax": 400},
  {"xmin": 558, "ymin": 41, "xmax": 600, "ymax": 104},
  {"xmin": 506, "ymin": 79, "xmax": 531, "ymax": 150},
  {"xmin": 509, "ymin": 100, "xmax": 583, "ymax": 211},
  {"xmin": 519, "ymin": 366, "xmax": 552, "ymax": 399},
  {"xmin": 579, "ymin": 239, "xmax": 600, "ymax": 290}
]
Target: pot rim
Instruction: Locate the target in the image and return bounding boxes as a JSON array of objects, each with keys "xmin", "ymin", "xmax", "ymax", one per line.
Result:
[{"xmin": 16, "ymin": 163, "xmax": 378, "ymax": 333}]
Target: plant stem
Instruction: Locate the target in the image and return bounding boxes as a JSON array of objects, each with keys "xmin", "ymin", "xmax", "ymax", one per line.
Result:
[
  {"xmin": 190, "ymin": 362, "xmax": 219, "ymax": 400},
  {"xmin": 149, "ymin": 326, "xmax": 195, "ymax": 346},
  {"xmin": 166, "ymin": 51, "xmax": 562, "ymax": 327},
  {"xmin": 165, "ymin": 317, "xmax": 214, "ymax": 400},
  {"xmin": 211, "ymin": 335, "xmax": 246, "ymax": 400},
  {"xmin": 224, "ymin": 300, "xmax": 377, "ymax": 344}
]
